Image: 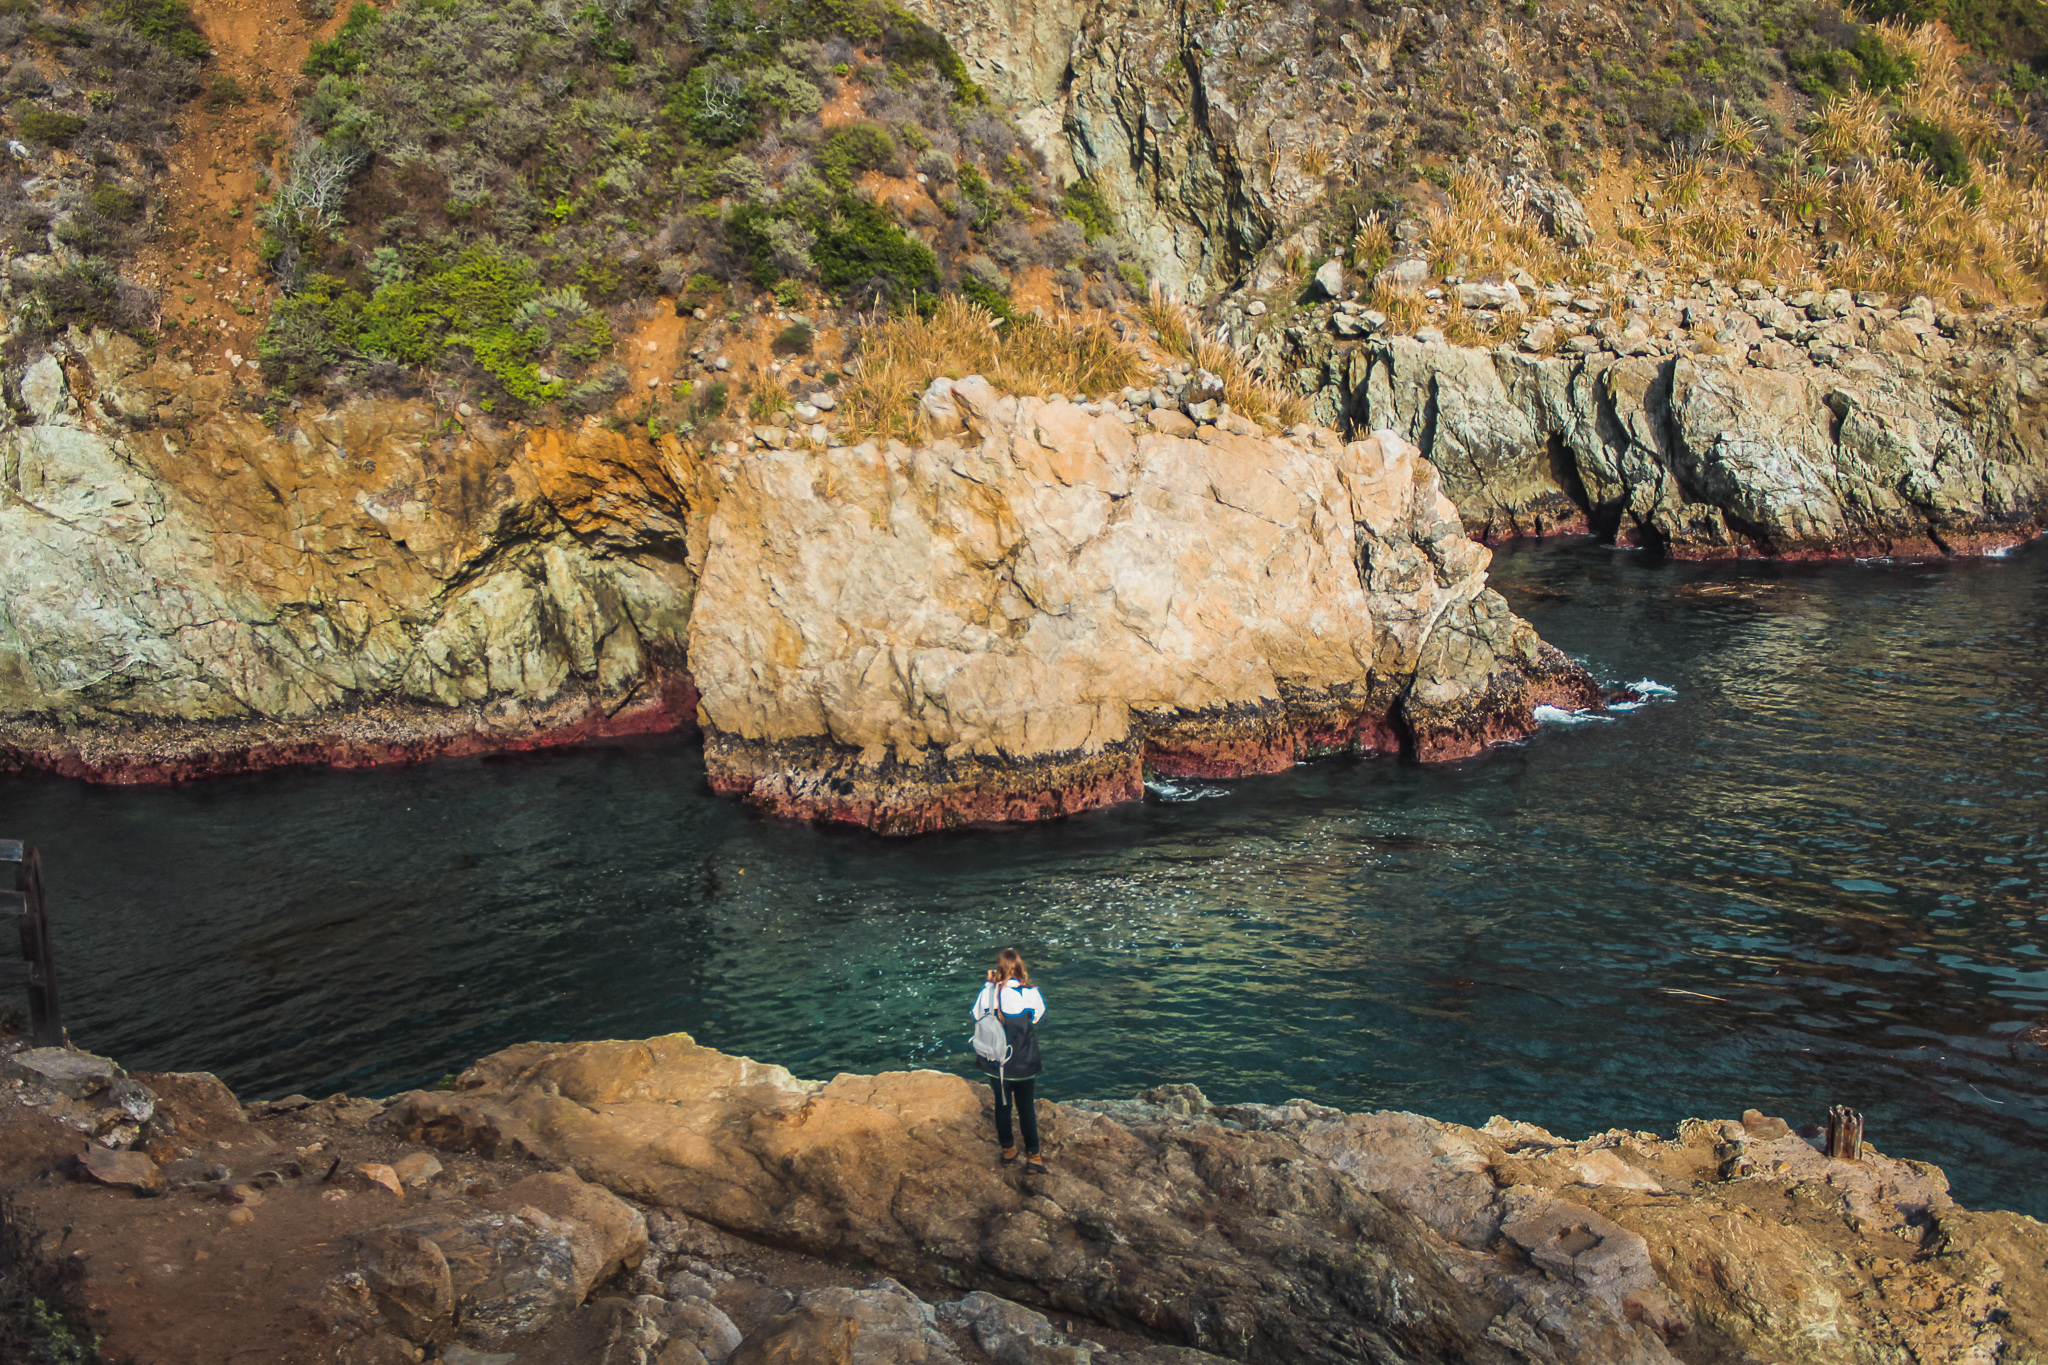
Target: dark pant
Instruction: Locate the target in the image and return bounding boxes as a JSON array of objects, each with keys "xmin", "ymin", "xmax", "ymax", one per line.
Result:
[{"xmin": 991, "ymin": 1076, "xmax": 1039, "ymax": 1154}]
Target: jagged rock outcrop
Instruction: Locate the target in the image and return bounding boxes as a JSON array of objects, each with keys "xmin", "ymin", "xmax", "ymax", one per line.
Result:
[
  {"xmin": 385, "ymin": 1034, "xmax": 2048, "ymax": 1365},
  {"xmin": 903, "ymin": 0, "xmax": 1372, "ymax": 298},
  {"xmin": 690, "ymin": 374, "xmax": 1592, "ymax": 833},
  {"xmin": 1344, "ymin": 333, "xmax": 2048, "ymax": 557},
  {"xmin": 2, "ymin": 337, "xmax": 1590, "ymax": 828},
  {"xmin": 0, "ymin": 332, "xmax": 700, "ymax": 779}
]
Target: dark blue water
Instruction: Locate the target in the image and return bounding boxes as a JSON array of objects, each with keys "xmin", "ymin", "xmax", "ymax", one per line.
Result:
[{"xmin": 2, "ymin": 539, "xmax": 2044, "ymax": 1214}]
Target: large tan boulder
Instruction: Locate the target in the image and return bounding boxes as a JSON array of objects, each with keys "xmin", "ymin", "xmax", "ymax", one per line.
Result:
[{"xmin": 690, "ymin": 378, "xmax": 1593, "ymax": 831}]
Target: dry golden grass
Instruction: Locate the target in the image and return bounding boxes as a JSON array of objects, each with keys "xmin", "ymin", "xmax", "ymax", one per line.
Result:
[
  {"xmin": 1363, "ymin": 280, "xmax": 1429, "ymax": 331},
  {"xmin": 1384, "ymin": 22, "xmax": 2048, "ymax": 306},
  {"xmin": 838, "ymin": 298, "xmax": 1150, "ymax": 441},
  {"xmin": 1631, "ymin": 22, "xmax": 2048, "ymax": 301},
  {"xmin": 1138, "ymin": 290, "xmax": 1312, "ymax": 427}
]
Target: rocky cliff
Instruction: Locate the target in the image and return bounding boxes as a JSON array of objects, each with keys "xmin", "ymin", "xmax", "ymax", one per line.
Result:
[
  {"xmin": 891, "ymin": 0, "xmax": 2048, "ymax": 559},
  {"xmin": 17, "ymin": 1032, "xmax": 2038, "ymax": 1365},
  {"xmin": 383, "ymin": 1035, "xmax": 2048, "ymax": 1365},
  {"xmin": 0, "ymin": 333, "xmax": 702, "ymax": 780},
  {"xmin": 0, "ymin": 333, "xmax": 1590, "ymax": 827},
  {"xmin": 1286, "ymin": 286, "xmax": 2048, "ymax": 558}
]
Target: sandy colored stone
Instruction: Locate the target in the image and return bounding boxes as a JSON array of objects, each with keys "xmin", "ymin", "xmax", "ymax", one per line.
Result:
[
  {"xmin": 76, "ymin": 1144, "xmax": 161, "ymax": 1192},
  {"xmin": 386, "ymin": 1036, "xmax": 2048, "ymax": 1365},
  {"xmin": 689, "ymin": 392, "xmax": 1593, "ymax": 830},
  {"xmin": 3, "ymin": 343, "xmax": 1587, "ymax": 831},
  {"xmin": 355, "ymin": 1162, "xmax": 404, "ymax": 1198}
]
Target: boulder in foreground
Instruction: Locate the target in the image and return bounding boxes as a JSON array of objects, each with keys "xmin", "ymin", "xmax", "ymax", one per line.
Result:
[{"xmin": 386, "ymin": 1033, "xmax": 2048, "ymax": 1365}]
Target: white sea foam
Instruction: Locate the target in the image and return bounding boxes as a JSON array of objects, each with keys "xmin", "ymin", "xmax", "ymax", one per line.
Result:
[
  {"xmin": 1534, "ymin": 705, "xmax": 1616, "ymax": 726},
  {"xmin": 1144, "ymin": 777, "xmax": 1231, "ymax": 802},
  {"xmin": 1626, "ymin": 678, "xmax": 1678, "ymax": 696}
]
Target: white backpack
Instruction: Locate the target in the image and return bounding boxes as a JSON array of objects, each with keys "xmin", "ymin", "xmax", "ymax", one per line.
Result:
[{"xmin": 971, "ymin": 985, "xmax": 1013, "ymax": 1068}]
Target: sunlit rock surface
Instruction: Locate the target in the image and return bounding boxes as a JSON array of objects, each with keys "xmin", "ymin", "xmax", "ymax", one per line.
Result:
[{"xmin": 2, "ymin": 340, "xmax": 1588, "ymax": 829}]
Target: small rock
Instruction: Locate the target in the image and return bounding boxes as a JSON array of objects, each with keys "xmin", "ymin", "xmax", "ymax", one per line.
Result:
[
  {"xmin": 794, "ymin": 403, "xmax": 821, "ymax": 422},
  {"xmin": 77, "ymin": 1145, "xmax": 161, "ymax": 1192},
  {"xmin": 1184, "ymin": 368, "xmax": 1225, "ymax": 404},
  {"xmin": 1245, "ymin": 300, "xmax": 1267, "ymax": 316},
  {"xmin": 355, "ymin": 1162, "xmax": 404, "ymax": 1198},
  {"xmin": 457, "ymin": 403, "xmax": 475, "ymax": 418},
  {"xmin": 218, "ymin": 1183, "xmax": 265, "ymax": 1206},
  {"xmin": 3, "ymin": 1047, "xmax": 121, "ymax": 1099},
  {"xmin": 1185, "ymin": 399, "xmax": 1220, "ymax": 423},
  {"xmin": 1146, "ymin": 409, "xmax": 1197, "ymax": 438},
  {"xmin": 1308, "ymin": 258, "xmax": 1345, "ymax": 300},
  {"xmin": 226, "ymin": 1206, "xmax": 256, "ymax": 1226},
  {"xmin": 1741, "ymin": 1108, "xmax": 1793, "ymax": 1140},
  {"xmin": 808, "ymin": 392, "xmax": 836, "ymax": 411},
  {"xmin": 714, "ymin": 356, "xmax": 731, "ymax": 371},
  {"xmin": 1415, "ymin": 326, "xmax": 1446, "ymax": 345},
  {"xmin": 392, "ymin": 1152, "xmax": 442, "ymax": 1187},
  {"xmin": 1375, "ymin": 257, "xmax": 1429, "ymax": 290}
]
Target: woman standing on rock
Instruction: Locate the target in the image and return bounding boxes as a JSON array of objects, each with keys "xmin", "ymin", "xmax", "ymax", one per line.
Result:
[{"xmin": 971, "ymin": 948, "xmax": 1047, "ymax": 1173}]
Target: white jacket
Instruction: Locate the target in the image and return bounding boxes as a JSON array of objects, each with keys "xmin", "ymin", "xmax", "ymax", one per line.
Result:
[{"xmin": 972, "ymin": 980, "xmax": 1046, "ymax": 1023}]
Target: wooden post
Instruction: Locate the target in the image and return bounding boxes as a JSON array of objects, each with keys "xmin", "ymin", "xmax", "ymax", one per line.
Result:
[
  {"xmin": 1825, "ymin": 1105, "xmax": 1863, "ymax": 1161},
  {"xmin": 0, "ymin": 841, "xmax": 64, "ymax": 1048}
]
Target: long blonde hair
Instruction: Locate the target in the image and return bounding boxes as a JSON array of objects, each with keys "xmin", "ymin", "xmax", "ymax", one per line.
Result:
[{"xmin": 995, "ymin": 947, "xmax": 1032, "ymax": 988}]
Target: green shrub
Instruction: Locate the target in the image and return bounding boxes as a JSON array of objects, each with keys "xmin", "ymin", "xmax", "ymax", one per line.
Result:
[
  {"xmin": 16, "ymin": 107, "xmax": 85, "ymax": 144},
  {"xmin": 100, "ymin": 0, "xmax": 208, "ymax": 60},
  {"xmin": 258, "ymin": 272, "xmax": 365, "ymax": 390},
  {"xmin": 30, "ymin": 257, "xmax": 135, "ymax": 331},
  {"xmin": 772, "ymin": 322, "xmax": 814, "ymax": 354},
  {"xmin": 354, "ymin": 245, "xmax": 538, "ymax": 366},
  {"xmin": 202, "ymin": 72, "xmax": 245, "ymax": 108},
  {"xmin": 1850, "ymin": 30, "xmax": 1915, "ymax": 91},
  {"xmin": 302, "ymin": 1, "xmax": 379, "ymax": 78},
  {"xmin": 1897, "ymin": 115, "xmax": 1971, "ymax": 184},
  {"xmin": 1061, "ymin": 178, "xmax": 1113, "ymax": 240},
  {"xmin": 54, "ymin": 211, "xmax": 111, "ymax": 253},
  {"xmin": 957, "ymin": 271, "xmax": 1014, "ymax": 321},
  {"xmin": 91, "ymin": 184, "xmax": 144, "ymax": 221},
  {"xmin": 818, "ymin": 122, "xmax": 898, "ymax": 188},
  {"xmin": 667, "ymin": 65, "xmax": 757, "ymax": 146},
  {"xmin": 956, "ymin": 163, "xmax": 1005, "ymax": 227},
  {"xmin": 677, "ymin": 272, "xmax": 723, "ymax": 311}
]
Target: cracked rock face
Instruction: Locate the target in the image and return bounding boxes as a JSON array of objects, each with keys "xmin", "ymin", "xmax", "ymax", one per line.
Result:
[
  {"xmin": 384, "ymin": 1035, "xmax": 2048, "ymax": 1365},
  {"xmin": 1332, "ymin": 333, "xmax": 2048, "ymax": 559},
  {"xmin": 688, "ymin": 375, "xmax": 1593, "ymax": 832},
  {"xmin": 1, "ymin": 338, "xmax": 1588, "ymax": 828},
  {"xmin": 0, "ymin": 333, "xmax": 699, "ymax": 780}
]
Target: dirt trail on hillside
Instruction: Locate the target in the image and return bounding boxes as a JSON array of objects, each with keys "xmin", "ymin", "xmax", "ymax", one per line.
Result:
[{"xmin": 135, "ymin": 0, "xmax": 345, "ymax": 378}]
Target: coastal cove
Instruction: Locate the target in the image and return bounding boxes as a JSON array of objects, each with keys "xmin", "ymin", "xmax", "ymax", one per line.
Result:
[{"xmin": 1, "ymin": 539, "xmax": 2043, "ymax": 1218}]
